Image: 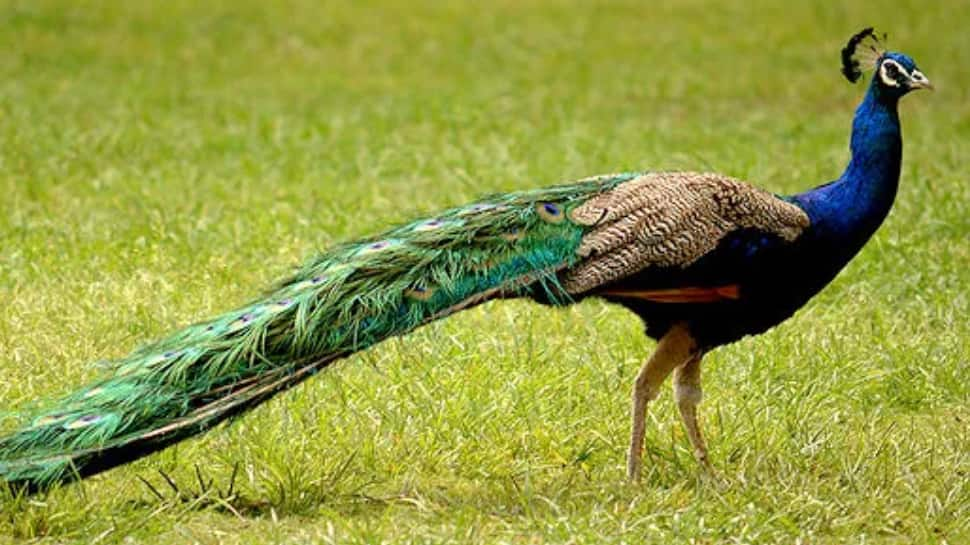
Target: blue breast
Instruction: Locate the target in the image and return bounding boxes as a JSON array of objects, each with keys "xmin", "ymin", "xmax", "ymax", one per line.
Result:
[{"xmin": 620, "ymin": 74, "xmax": 906, "ymax": 348}]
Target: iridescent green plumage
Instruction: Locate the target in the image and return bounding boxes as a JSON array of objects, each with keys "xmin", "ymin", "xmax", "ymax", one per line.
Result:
[{"xmin": 0, "ymin": 173, "xmax": 635, "ymax": 491}]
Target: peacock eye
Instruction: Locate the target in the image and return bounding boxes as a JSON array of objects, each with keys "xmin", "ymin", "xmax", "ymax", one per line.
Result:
[{"xmin": 883, "ymin": 62, "xmax": 899, "ymax": 78}]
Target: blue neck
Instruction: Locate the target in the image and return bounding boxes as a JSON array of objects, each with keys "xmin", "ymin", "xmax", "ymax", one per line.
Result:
[{"xmin": 794, "ymin": 82, "xmax": 902, "ymax": 251}]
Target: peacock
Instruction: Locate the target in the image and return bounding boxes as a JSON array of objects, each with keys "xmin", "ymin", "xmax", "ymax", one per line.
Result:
[{"xmin": 0, "ymin": 28, "xmax": 931, "ymax": 492}]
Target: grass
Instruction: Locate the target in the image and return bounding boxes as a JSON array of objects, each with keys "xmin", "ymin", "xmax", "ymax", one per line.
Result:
[{"xmin": 0, "ymin": 0, "xmax": 967, "ymax": 542}]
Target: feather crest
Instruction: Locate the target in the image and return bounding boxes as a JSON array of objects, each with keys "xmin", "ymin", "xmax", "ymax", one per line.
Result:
[{"xmin": 841, "ymin": 27, "xmax": 886, "ymax": 83}]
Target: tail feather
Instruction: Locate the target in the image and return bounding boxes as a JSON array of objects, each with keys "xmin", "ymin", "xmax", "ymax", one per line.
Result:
[{"xmin": 0, "ymin": 173, "xmax": 636, "ymax": 492}]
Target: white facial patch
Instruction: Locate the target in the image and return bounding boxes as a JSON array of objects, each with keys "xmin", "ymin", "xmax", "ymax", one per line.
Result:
[{"xmin": 879, "ymin": 59, "xmax": 910, "ymax": 87}]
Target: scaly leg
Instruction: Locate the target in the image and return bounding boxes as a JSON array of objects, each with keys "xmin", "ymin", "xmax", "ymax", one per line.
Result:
[
  {"xmin": 627, "ymin": 323, "xmax": 699, "ymax": 481},
  {"xmin": 673, "ymin": 353, "xmax": 711, "ymax": 468}
]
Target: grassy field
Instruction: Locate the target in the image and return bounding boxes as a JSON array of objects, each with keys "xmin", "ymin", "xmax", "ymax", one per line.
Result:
[{"xmin": 1, "ymin": 0, "xmax": 967, "ymax": 543}]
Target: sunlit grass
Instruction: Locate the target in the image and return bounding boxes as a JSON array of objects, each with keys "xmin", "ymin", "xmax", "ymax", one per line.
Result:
[{"xmin": 0, "ymin": 0, "xmax": 967, "ymax": 543}]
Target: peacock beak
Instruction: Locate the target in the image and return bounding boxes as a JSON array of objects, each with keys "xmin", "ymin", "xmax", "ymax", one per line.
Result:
[{"xmin": 909, "ymin": 70, "xmax": 933, "ymax": 90}]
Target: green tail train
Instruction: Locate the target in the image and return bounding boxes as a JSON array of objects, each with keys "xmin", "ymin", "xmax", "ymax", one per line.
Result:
[{"xmin": 0, "ymin": 174, "xmax": 635, "ymax": 492}]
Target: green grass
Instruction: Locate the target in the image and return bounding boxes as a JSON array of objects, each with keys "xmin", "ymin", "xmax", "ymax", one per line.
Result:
[{"xmin": 0, "ymin": 0, "xmax": 967, "ymax": 542}]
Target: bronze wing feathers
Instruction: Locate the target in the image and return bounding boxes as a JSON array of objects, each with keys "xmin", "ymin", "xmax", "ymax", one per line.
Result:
[{"xmin": 562, "ymin": 173, "xmax": 810, "ymax": 294}]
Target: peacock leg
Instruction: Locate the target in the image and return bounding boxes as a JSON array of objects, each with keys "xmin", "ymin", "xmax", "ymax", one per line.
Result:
[
  {"xmin": 627, "ymin": 323, "xmax": 699, "ymax": 481},
  {"xmin": 673, "ymin": 352, "xmax": 711, "ymax": 469}
]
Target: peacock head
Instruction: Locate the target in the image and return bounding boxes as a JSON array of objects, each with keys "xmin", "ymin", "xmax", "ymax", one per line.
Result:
[{"xmin": 840, "ymin": 28, "xmax": 932, "ymax": 99}]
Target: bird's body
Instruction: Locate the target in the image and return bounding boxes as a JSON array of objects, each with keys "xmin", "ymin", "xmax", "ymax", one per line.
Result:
[
  {"xmin": 0, "ymin": 30, "xmax": 930, "ymax": 492},
  {"xmin": 610, "ymin": 54, "xmax": 911, "ymax": 349}
]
